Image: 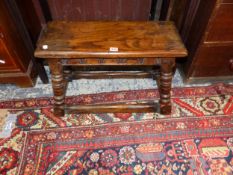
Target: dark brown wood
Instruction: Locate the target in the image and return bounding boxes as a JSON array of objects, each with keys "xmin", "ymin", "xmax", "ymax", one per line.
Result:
[
  {"xmin": 63, "ymin": 66, "xmax": 72, "ymax": 82},
  {"xmin": 205, "ymin": 3, "xmax": 233, "ymax": 43},
  {"xmin": 160, "ymin": 0, "xmax": 175, "ymax": 20},
  {"xmin": 180, "ymin": 0, "xmax": 201, "ymax": 44},
  {"xmin": 0, "ymin": 61, "xmax": 37, "ymax": 87},
  {"xmin": 222, "ymin": 0, "xmax": 233, "ymax": 3},
  {"xmin": 168, "ymin": 0, "xmax": 200, "ymax": 45},
  {"xmin": 168, "ymin": 0, "xmax": 233, "ymax": 82},
  {"xmin": 65, "ymin": 102, "xmax": 158, "ymax": 113},
  {"xmin": 35, "ymin": 21, "xmax": 187, "ymax": 116},
  {"xmin": 32, "ymin": 0, "xmax": 46, "ymax": 24},
  {"xmin": 62, "ymin": 58, "xmax": 161, "ymax": 66},
  {"xmin": 71, "ymin": 71, "xmax": 156, "ymax": 79},
  {"xmin": 38, "ymin": 0, "xmax": 52, "ymax": 22},
  {"xmin": 15, "ymin": 0, "xmax": 42, "ymax": 45},
  {"xmin": 67, "ymin": 65, "xmax": 161, "ymax": 82},
  {"xmin": 33, "ymin": 0, "xmax": 152, "ymax": 22},
  {"xmin": 159, "ymin": 59, "xmax": 175, "ymax": 114},
  {"xmin": 35, "ymin": 21, "xmax": 187, "ymax": 58},
  {"xmin": 187, "ymin": 45, "xmax": 233, "ymax": 77},
  {"xmin": 230, "ymin": 59, "xmax": 233, "ymax": 71},
  {"xmin": 0, "ymin": 0, "xmax": 38, "ymax": 87},
  {"xmin": 150, "ymin": 0, "xmax": 158, "ymax": 20},
  {"xmin": 169, "ymin": 0, "xmax": 187, "ymax": 31},
  {"xmin": 11, "ymin": 0, "xmax": 48, "ymax": 84},
  {"xmin": 185, "ymin": 0, "xmax": 233, "ymax": 80},
  {"xmin": 0, "ymin": 34, "xmax": 18, "ymax": 71},
  {"xmin": 48, "ymin": 59, "xmax": 65, "ymax": 116}
]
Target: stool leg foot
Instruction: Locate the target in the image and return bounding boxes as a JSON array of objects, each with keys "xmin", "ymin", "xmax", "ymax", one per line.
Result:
[
  {"xmin": 54, "ymin": 107, "xmax": 65, "ymax": 116},
  {"xmin": 48, "ymin": 59, "xmax": 65, "ymax": 117},
  {"xmin": 159, "ymin": 59, "xmax": 175, "ymax": 115}
]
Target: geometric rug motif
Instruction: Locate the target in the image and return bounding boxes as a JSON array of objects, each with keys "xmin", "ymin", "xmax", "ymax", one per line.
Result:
[
  {"xmin": 12, "ymin": 118, "xmax": 233, "ymax": 174},
  {"xmin": 0, "ymin": 83, "xmax": 233, "ymax": 174}
]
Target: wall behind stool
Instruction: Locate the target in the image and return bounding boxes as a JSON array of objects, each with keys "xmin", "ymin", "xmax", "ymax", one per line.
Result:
[{"xmin": 32, "ymin": 0, "xmax": 153, "ymax": 24}]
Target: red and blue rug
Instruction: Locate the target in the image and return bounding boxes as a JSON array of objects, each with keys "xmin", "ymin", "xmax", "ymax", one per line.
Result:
[{"xmin": 0, "ymin": 83, "xmax": 233, "ymax": 174}]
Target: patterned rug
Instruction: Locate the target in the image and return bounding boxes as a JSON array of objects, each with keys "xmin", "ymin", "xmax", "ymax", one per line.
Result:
[{"xmin": 0, "ymin": 83, "xmax": 233, "ymax": 174}]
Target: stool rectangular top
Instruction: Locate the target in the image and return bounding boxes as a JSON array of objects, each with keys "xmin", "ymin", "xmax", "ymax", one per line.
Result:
[{"xmin": 35, "ymin": 21, "xmax": 187, "ymax": 58}]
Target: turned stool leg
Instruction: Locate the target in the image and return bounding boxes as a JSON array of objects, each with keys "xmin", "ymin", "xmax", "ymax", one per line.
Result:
[
  {"xmin": 48, "ymin": 59, "xmax": 65, "ymax": 116},
  {"xmin": 159, "ymin": 59, "xmax": 175, "ymax": 115}
]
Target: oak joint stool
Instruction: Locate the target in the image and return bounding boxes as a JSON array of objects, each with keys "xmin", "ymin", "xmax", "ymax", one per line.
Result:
[{"xmin": 35, "ymin": 21, "xmax": 187, "ymax": 116}]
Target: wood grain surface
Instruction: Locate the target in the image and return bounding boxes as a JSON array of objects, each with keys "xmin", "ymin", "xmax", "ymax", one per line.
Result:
[{"xmin": 35, "ymin": 21, "xmax": 187, "ymax": 58}]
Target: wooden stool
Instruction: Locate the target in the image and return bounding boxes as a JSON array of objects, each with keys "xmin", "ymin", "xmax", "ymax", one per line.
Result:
[{"xmin": 35, "ymin": 21, "xmax": 187, "ymax": 116}]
